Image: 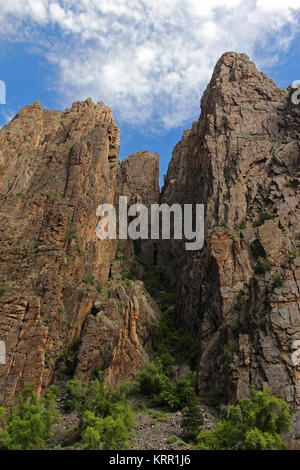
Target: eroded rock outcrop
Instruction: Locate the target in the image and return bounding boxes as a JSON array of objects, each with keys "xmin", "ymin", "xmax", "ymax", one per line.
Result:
[
  {"xmin": 72, "ymin": 150, "xmax": 161, "ymax": 385},
  {"xmin": 161, "ymin": 52, "xmax": 300, "ymax": 447},
  {"xmin": 0, "ymin": 99, "xmax": 160, "ymax": 400},
  {"xmin": 74, "ymin": 248, "xmax": 160, "ymax": 385}
]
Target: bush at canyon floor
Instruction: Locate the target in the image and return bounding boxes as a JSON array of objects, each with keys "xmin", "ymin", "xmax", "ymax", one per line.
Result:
[
  {"xmin": 0, "ymin": 383, "xmax": 59, "ymax": 450},
  {"xmin": 195, "ymin": 388, "xmax": 291, "ymax": 450},
  {"xmin": 0, "ymin": 380, "xmax": 291, "ymax": 450}
]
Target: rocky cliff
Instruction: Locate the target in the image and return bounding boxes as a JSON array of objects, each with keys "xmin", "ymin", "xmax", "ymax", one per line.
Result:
[
  {"xmin": 160, "ymin": 52, "xmax": 300, "ymax": 447},
  {"xmin": 0, "ymin": 99, "xmax": 159, "ymax": 401},
  {"xmin": 0, "ymin": 51, "xmax": 299, "ymax": 448},
  {"xmin": 121, "ymin": 150, "xmax": 159, "ymax": 207}
]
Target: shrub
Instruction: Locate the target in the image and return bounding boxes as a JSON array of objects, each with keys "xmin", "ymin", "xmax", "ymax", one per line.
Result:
[
  {"xmin": 149, "ymin": 410, "xmax": 169, "ymax": 422},
  {"xmin": 46, "ymin": 190, "xmax": 62, "ymax": 201},
  {"xmin": 285, "ymin": 179, "xmax": 299, "ymax": 190},
  {"xmin": 0, "ymin": 286, "xmax": 13, "ymax": 295},
  {"xmin": 82, "ymin": 425, "xmax": 100, "ymax": 450},
  {"xmin": 236, "ymin": 220, "xmax": 246, "ymax": 231},
  {"xmin": 235, "ymin": 220, "xmax": 246, "ymax": 237},
  {"xmin": 16, "ymin": 190, "xmax": 25, "ymax": 197},
  {"xmin": 65, "ymin": 232, "xmax": 79, "ymax": 241},
  {"xmin": 59, "ymin": 303, "xmax": 66, "ymax": 315},
  {"xmin": 158, "ymin": 292, "xmax": 177, "ymax": 311},
  {"xmin": 82, "ymin": 404, "xmax": 135, "ymax": 450},
  {"xmin": 135, "ymin": 362, "xmax": 170, "ymax": 398},
  {"xmin": 243, "ymin": 427, "xmax": 289, "ymax": 450},
  {"xmin": 65, "ymin": 375, "xmax": 131, "ymax": 416},
  {"xmin": 84, "ymin": 273, "xmax": 95, "ymax": 285},
  {"xmin": 177, "ymin": 440, "xmax": 187, "ymax": 447},
  {"xmin": 199, "ymin": 389, "xmax": 227, "ymax": 408},
  {"xmin": 96, "ymin": 285, "xmax": 109, "ymax": 298},
  {"xmin": 258, "ymin": 315, "xmax": 267, "ymax": 329},
  {"xmin": 167, "ymin": 435, "xmax": 178, "ymax": 445},
  {"xmin": 125, "ymin": 279, "xmax": 133, "ymax": 290},
  {"xmin": 121, "ymin": 267, "xmax": 130, "ymax": 280},
  {"xmin": 65, "ymin": 376, "xmax": 134, "ymax": 450},
  {"xmin": 195, "ymin": 388, "xmax": 290, "ymax": 450},
  {"xmin": 135, "ymin": 362, "xmax": 197, "ymax": 411},
  {"xmin": 150, "ymin": 307, "xmax": 200, "ymax": 369},
  {"xmin": 254, "ymin": 256, "xmax": 272, "ymax": 274},
  {"xmin": 142, "ymin": 264, "xmax": 170, "ymax": 297},
  {"xmin": 287, "ymin": 249, "xmax": 300, "ymax": 259},
  {"xmin": 58, "ymin": 338, "xmax": 81, "ymax": 375},
  {"xmin": 182, "ymin": 399, "xmax": 204, "ymax": 442},
  {"xmin": 0, "ymin": 383, "xmax": 59, "ymax": 450},
  {"xmin": 272, "ymin": 274, "xmax": 284, "ymax": 288},
  {"xmin": 253, "ymin": 212, "xmax": 274, "ymax": 228}
]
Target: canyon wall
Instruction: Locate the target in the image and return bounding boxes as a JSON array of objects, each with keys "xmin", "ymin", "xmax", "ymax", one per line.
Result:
[
  {"xmin": 160, "ymin": 52, "xmax": 300, "ymax": 447},
  {"xmin": 0, "ymin": 50, "xmax": 299, "ymax": 447},
  {"xmin": 0, "ymin": 99, "xmax": 159, "ymax": 400}
]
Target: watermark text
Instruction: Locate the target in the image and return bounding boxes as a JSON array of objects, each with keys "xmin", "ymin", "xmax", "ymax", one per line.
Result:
[
  {"xmin": 96, "ymin": 196, "xmax": 204, "ymax": 251},
  {"xmin": 0, "ymin": 80, "xmax": 6, "ymax": 105},
  {"xmin": 291, "ymin": 80, "xmax": 300, "ymax": 105}
]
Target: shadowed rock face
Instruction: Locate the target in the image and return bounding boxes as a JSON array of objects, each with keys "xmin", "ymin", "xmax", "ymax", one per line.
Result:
[
  {"xmin": 160, "ymin": 52, "xmax": 300, "ymax": 447},
  {"xmin": 0, "ymin": 99, "xmax": 160, "ymax": 400}
]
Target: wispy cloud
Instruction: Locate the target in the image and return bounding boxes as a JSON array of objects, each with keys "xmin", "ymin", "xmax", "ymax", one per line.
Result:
[
  {"xmin": 0, "ymin": 108, "xmax": 17, "ymax": 128},
  {"xmin": 0, "ymin": 0, "xmax": 300, "ymax": 130}
]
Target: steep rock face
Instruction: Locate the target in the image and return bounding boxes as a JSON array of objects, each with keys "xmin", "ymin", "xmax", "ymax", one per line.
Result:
[
  {"xmin": 121, "ymin": 151, "xmax": 159, "ymax": 207},
  {"xmin": 0, "ymin": 99, "xmax": 120, "ymax": 400},
  {"xmin": 121, "ymin": 151, "xmax": 160, "ymax": 261},
  {"xmin": 74, "ymin": 247, "xmax": 160, "ymax": 386},
  {"xmin": 0, "ymin": 99, "xmax": 160, "ymax": 400},
  {"xmin": 161, "ymin": 52, "xmax": 300, "ymax": 446},
  {"xmin": 73, "ymin": 151, "xmax": 161, "ymax": 385}
]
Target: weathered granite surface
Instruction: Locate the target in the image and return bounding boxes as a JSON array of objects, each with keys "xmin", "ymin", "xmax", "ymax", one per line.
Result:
[{"xmin": 160, "ymin": 52, "xmax": 300, "ymax": 447}]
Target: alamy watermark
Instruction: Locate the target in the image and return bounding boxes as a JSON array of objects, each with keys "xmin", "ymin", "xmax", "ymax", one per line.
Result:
[
  {"xmin": 291, "ymin": 340, "xmax": 300, "ymax": 366},
  {"xmin": 96, "ymin": 196, "xmax": 204, "ymax": 251},
  {"xmin": 291, "ymin": 80, "xmax": 300, "ymax": 105},
  {"xmin": 0, "ymin": 80, "xmax": 6, "ymax": 105},
  {"xmin": 0, "ymin": 340, "xmax": 5, "ymax": 365}
]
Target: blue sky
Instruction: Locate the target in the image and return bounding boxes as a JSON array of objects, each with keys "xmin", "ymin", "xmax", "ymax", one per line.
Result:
[{"xmin": 0, "ymin": 1, "xmax": 300, "ymax": 186}]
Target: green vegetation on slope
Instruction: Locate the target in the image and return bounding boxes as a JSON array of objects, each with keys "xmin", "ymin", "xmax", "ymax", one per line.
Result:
[
  {"xmin": 0, "ymin": 383, "xmax": 59, "ymax": 450},
  {"xmin": 134, "ymin": 258, "xmax": 201, "ymax": 414},
  {"xmin": 65, "ymin": 375, "xmax": 135, "ymax": 450},
  {"xmin": 0, "ymin": 252, "xmax": 292, "ymax": 451},
  {"xmin": 195, "ymin": 388, "xmax": 290, "ymax": 450}
]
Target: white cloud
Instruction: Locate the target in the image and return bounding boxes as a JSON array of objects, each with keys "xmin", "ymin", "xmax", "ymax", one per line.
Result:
[
  {"xmin": 0, "ymin": 0, "xmax": 299, "ymax": 130},
  {"xmin": 0, "ymin": 108, "xmax": 17, "ymax": 128}
]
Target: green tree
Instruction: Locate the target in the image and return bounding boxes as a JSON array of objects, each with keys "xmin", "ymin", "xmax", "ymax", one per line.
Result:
[
  {"xmin": 0, "ymin": 407, "xmax": 10, "ymax": 449},
  {"xmin": 82, "ymin": 425, "xmax": 101, "ymax": 450},
  {"xmin": 65, "ymin": 375, "xmax": 135, "ymax": 450},
  {"xmin": 136, "ymin": 362, "xmax": 197, "ymax": 410},
  {"xmin": 182, "ymin": 399, "xmax": 204, "ymax": 442},
  {"xmin": 82, "ymin": 403, "xmax": 135, "ymax": 450},
  {"xmin": 0, "ymin": 383, "xmax": 59, "ymax": 450},
  {"xmin": 195, "ymin": 388, "xmax": 291, "ymax": 450}
]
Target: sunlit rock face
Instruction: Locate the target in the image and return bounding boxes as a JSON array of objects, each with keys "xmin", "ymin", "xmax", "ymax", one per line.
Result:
[
  {"xmin": 160, "ymin": 52, "xmax": 300, "ymax": 448},
  {"xmin": 0, "ymin": 98, "xmax": 160, "ymax": 400}
]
